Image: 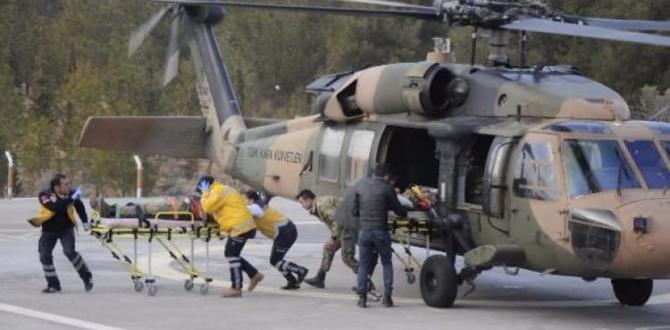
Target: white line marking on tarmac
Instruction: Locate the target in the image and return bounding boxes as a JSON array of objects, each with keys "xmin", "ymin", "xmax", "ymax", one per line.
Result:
[{"xmin": 0, "ymin": 302, "xmax": 130, "ymax": 330}]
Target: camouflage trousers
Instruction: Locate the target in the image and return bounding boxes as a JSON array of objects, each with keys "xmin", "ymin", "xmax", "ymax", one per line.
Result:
[{"xmin": 319, "ymin": 230, "xmax": 358, "ymax": 273}]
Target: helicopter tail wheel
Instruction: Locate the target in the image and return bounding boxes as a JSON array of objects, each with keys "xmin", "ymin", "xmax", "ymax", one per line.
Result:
[
  {"xmin": 611, "ymin": 279, "xmax": 653, "ymax": 306},
  {"xmin": 420, "ymin": 255, "xmax": 458, "ymax": 308}
]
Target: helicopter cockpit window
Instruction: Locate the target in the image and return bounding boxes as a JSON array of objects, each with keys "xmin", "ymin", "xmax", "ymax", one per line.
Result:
[
  {"xmin": 624, "ymin": 140, "xmax": 670, "ymax": 189},
  {"xmin": 319, "ymin": 127, "xmax": 345, "ymax": 183},
  {"xmin": 564, "ymin": 139, "xmax": 640, "ymax": 198},
  {"xmin": 513, "ymin": 142, "xmax": 559, "ymax": 201},
  {"xmin": 545, "ymin": 121, "xmax": 610, "ymax": 134},
  {"xmin": 346, "ymin": 130, "xmax": 375, "ymax": 185}
]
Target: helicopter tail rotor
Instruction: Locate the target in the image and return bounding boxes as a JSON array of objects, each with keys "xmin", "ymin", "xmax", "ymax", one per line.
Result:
[{"xmin": 128, "ymin": 1, "xmax": 226, "ymax": 86}]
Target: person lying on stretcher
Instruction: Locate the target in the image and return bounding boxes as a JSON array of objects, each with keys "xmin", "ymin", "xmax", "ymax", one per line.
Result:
[{"xmin": 89, "ymin": 196, "xmax": 205, "ymax": 221}]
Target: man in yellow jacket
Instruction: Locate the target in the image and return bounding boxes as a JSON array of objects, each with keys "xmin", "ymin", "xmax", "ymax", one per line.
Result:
[
  {"xmin": 244, "ymin": 190, "xmax": 308, "ymax": 290},
  {"xmin": 197, "ymin": 176, "xmax": 263, "ymax": 298}
]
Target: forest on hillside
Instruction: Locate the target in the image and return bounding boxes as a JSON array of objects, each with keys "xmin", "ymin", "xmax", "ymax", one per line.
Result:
[{"xmin": 0, "ymin": 0, "xmax": 669, "ymax": 196}]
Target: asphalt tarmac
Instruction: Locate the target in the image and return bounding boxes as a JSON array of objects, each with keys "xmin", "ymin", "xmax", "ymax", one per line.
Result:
[{"xmin": 1, "ymin": 197, "xmax": 668, "ymax": 330}]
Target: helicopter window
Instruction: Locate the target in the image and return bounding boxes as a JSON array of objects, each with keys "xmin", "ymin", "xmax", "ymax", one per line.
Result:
[
  {"xmin": 545, "ymin": 121, "xmax": 609, "ymax": 134},
  {"xmin": 319, "ymin": 127, "xmax": 345, "ymax": 183},
  {"xmin": 563, "ymin": 139, "xmax": 640, "ymax": 198},
  {"xmin": 624, "ymin": 140, "xmax": 670, "ymax": 189},
  {"xmin": 513, "ymin": 142, "xmax": 559, "ymax": 201},
  {"xmin": 346, "ymin": 130, "xmax": 375, "ymax": 185}
]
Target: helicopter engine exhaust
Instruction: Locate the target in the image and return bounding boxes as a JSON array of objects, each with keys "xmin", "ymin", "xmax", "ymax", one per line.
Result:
[
  {"xmin": 185, "ymin": 5, "xmax": 225, "ymax": 25},
  {"xmin": 355, "ymin": 62, "xmax": 469, "ymax": 116}
]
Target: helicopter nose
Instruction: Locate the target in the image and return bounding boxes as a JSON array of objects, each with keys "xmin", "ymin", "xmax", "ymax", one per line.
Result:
[{"xmin": 608, "ymin": 200, "xmax": 670, "ymax": 277}]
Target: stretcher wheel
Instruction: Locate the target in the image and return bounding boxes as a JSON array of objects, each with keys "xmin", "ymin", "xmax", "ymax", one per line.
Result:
[
  {"xmin": 199, "ymin": 283, "xmax": 209, "ymax": 295},
  {"xmin": 147, "ymin": 284, "xmax": 158, "ymax": 296},
  {"xmin": 184, "ymin": 279, "xmax": 195, "ymax": 291},
  {"xmin": 134, "ymin": 280, "xmax": 144, "ymax": 292},
  {"xmin": 407, "ymin": 273, "xmax": 416, "ymax": 284}
]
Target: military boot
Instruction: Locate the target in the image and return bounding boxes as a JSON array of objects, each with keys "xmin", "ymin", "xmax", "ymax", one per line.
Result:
[{"xmin": 304, "ymin": 270, "xmax": 326, "ymax": 289}]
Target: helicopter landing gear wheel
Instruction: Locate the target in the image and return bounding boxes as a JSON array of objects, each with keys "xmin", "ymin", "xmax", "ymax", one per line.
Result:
[
  {"xmin": 420, "ymin": 255, "xmax": 458, "ymax": 308},
  {"xmin": 612, "ymin": 279, "xmax": 653, "ymax": 306}
]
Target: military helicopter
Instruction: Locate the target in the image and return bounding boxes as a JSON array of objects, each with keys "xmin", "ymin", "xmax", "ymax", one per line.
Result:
[{"xmin": 79, "ymin": 0, "xmax": 670, "ymax": 308}]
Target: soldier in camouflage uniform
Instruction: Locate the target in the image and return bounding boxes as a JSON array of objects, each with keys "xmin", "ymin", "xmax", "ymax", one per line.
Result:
[{"xmin": 296, "ymin": 189, "xmax": 358, "ymax": 288}]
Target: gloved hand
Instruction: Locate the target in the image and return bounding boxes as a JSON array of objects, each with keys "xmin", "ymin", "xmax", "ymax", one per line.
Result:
[
  {"xmin": 71, "ymin": 187, "xmax": 82, "ymax": 200},
  {"xmin": 198, "ymin": 181, "xmax": 211, "ymax": 194},
  {"xmin": 82, "ymin": 222, "xmax": 91, "ymax": 232}
]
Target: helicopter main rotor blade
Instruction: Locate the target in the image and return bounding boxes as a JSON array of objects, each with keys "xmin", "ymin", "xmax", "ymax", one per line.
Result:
[
  {"xmin": 153, "ymin": 0, "xmax": 442, "ymax": 20},
  {"xmin": 329, "ymin": 0, "xmax": 437, "ymax": 11},
  {"xmin": 581, "ymin": 17, "xmax": 670, "ymax": 32},
  {"xmin": 129, "ymin": 6, "xmax": 169, "ymax": 57},
  {"xmin": 502, "ymin": 18, "xmax": 670, "ymax": 48},
  {"xmin": 162, "ymin": 15, "xmax": 181, "ymax": 87}
]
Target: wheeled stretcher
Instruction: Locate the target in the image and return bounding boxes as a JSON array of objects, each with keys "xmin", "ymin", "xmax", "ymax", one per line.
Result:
[
  {"xmin": 90, "ymin": 210, "xmax": 222, "ymax": 296},
  {"xmin": 388, "ymin": 211, "xmax": 432, "ymax": 284}
]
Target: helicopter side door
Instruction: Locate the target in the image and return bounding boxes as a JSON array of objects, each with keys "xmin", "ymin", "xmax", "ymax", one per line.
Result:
[
  {"xmin": 508, "ymin": 132, "xmax": 570, "ymax": 248},
  {"xmin": 480, "ymin": 136, "xmax": 515, "ymax": 234}
]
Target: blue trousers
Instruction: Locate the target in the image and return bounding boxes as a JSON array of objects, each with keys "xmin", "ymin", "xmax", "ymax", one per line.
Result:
[
  {"xmin": 357, "ymin": 229, "xmax": 393, "ymax": 297},
  {"xmin": 38, "ymin": 228, "xmax": 92, "ymax": 289},
  {"xmin": 225, "ymin": 229, "xmax": 258, "ymax": 289}
]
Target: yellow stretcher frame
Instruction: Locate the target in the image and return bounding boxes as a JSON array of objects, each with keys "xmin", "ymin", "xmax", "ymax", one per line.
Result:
[
  {"xmin": 90, "ymin": 210, "xmax": 222, "ymax": 296},
  {"xmin": 388, "ymin": 215, "xmax": 432, "ymax": 284}
]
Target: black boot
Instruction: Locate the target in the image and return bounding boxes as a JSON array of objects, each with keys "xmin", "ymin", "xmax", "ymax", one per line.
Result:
[
  {"xmin": 296, "ymin": 266, "xmax": 309, "ymax": 285},
  {"xmin": 281, "ymin": 273, "xmax": 300, "ymax": 290},
  {"xmin": 357, "ymin": 295, "xmax": 367, "ymax": 308},
  {"xmin": 304, "ymin": 270, "xmax": 326, "ymax": 289},
  {"xmin": 84, "ymin": 279, "xmax": 93, "ymax": 292},
  {"xmin": 382, "ymin": 295, "xmax": 394, "ymax": 307},
  {"xmin": 41, "ymin": 286, "xmax": 61, "ymax": 294},
  {"xmin": 281, "ymin": 281, "xmax": 300, "ymax": 290}
]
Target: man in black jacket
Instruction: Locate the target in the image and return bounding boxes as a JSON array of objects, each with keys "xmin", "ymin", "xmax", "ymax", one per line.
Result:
[
  {"xmin": 30, "ymin": 174, "xmax": 93, "ymax": 293},
  {"xmin": 353, "ymin": 164, "xmax": 407, "ymax": 308}
]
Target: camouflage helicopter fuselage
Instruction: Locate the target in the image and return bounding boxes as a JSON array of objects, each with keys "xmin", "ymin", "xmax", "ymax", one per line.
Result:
[{"xmin": 218, "ymin": 60, "xmax": 670, "ymax": 280}]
